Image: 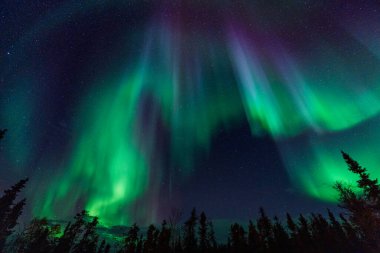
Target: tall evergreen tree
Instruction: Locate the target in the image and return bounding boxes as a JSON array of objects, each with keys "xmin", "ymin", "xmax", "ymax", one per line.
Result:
[
  {"xmin": 54, "ymin": 210, "xmax": 88, "ymax": 253},
  {"xmin": 168, "ymin": 208, "xmax": 182, "ymax": 252},
  {"xmin": 183, "ymin": 208, "xmax": 197, "ymax": 253},
  {"xmin": 341, "ymin": 152, "xmax": 380, "ymax": 206},
  {"xmin": 0, "ymin": 178, "xmax": 28, "ymax": 251},
  {"xmin": 207, "ymin": 220, "xmax": 217, "ymax": 251},
  {"xmin": 309, "ymin": 213, "xmax": 329, "ymax": 253},
  {"xmin": 73, "ymin": 216, "xmax": 99, "ymax": 253},
  {"xmin": 272, "ymin": 216, "xmax": 290, "ymax": 253},
  {"xmin": 157, "ymin": 220, "xmax": 171, "ymax": 253},
  {"xmin": 229, "ymin": 223, "xmax": 246, "ymax": 253},
  {"xmin": 143, "ymin": 225, "xmax": 158, "ymax": 253},
  {"xmin": 15, "ymin": 218, "xmax": 60, "ymax": 253},
  {"xmin": 123, "ymin": 223, "xmax": 140, "ymax": 253},
  {"xmin": 198, "ymin": 211, "xmax": 208, "ymax": 253},
  {"xmin": 257, "ymin": 208, "xmax": 273, "ymax": 250},
  {"xmin": 336, "ymin": 152, "xmax": 380, "ymax": 250},
  {"xmin": 286, "ymin": 213, "xmax": 297, "ymax": 238},
  {"xmin": 247, "ymin": 220, "xmax": 261, "ymax": 252},
  {"xmin": 327, "ymin": 209, "xmax": 346, "ymax": 252},
  {"xmin": 297, "ymin": 214, "xmax": 312, "ymax": 252}
]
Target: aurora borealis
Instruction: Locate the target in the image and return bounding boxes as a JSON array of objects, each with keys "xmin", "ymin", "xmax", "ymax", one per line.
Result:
[{"xmin": 1, "ymin": 0, "xmax": 380, "ymax": 225}]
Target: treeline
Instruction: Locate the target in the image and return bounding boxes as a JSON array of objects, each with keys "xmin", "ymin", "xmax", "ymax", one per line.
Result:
[{"xmin": 1, "ymin": 129, "xmax": 380, "ymax": 252}]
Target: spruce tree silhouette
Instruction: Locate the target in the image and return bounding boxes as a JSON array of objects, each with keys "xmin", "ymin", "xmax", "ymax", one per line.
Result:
[
  {"xmin": 207, "ymin": 220, "xmax": 217, "ymax": 251},
  {"xmin": 199, "ymin": 211, "xmax": 209, "ymax": 253},
  {"xmin": 297, "ymin": 214, "xmax": 312, "ymax": 252},
  {"xmin": 272, "ymin": 216, "xmax": 290, "ymax": 253},
  {"xmin": 339, "ymin": 213, "xmax": 362, "ymax": 252},
  {"xmin": 157, "ymin": 220, "xmax": 170, "ymax": 253},
  {"xmin": 121, "ymin": 223, "xmax": 140, "ymax": 253},
  {"xmin": 341, "ymin": 151, "xmax": 380, "ymax": 204},
  {"xmin": 335, "ymin": 151, "xmax": 380, "ymax": 251},
  {"xmin": 327, "ymin": 209, "xmax": 346, "ymax": 252},
  {"xmin": 247, "ymin": 220, "xmax": 261, "ymax": 252},
  {"xmin": 229, "ymin": 223, "xmax": 246, "ymax": 253},
  {"xmin": 0, "ymin": 129, "xmax": 28, "ymax": 252},
  {"xmin": 16, "ymin": 218, "xmax": 60, "ymax": 253},
  {"xmin": 257, "ymin": 208, "xmax": 273, "ymax": 250},
  {"xmin": 143, "ymin": 225, "xmax": 158, "ymax": 253},
  {"xmin": 309, "ymin": 213, "xmax": 328, "ymax": 253},
  {"xmin": 168, "ymin": 208, "xmax": 182, "ymax": 252},
  {"xmin": 54, "ymin": 210, "xmax": 87, "ymax": 253},
  {"xmin": 73, "ymin": 216, "xmax": 99, "ymax": 253},
  {"xmin": 183, "ymin": 208, "xmax": 197, "ymax": 253},
  {"xmin": 0, "ymin": 178, "xmax": 28, "ymax": 251}
]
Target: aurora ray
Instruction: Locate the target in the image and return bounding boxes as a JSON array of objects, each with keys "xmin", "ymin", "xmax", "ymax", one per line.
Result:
[{"xmin": 1, "ymin": 1, "xmax": 380, "ymax": 225}]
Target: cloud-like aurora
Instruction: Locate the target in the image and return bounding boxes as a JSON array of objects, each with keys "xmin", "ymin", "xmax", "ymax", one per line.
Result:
[{"xmin": 2, "ymin": 1, "xmax": 380, "ymax": 225}]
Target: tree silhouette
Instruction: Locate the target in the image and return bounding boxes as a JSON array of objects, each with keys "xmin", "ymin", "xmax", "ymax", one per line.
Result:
[
  {"xmin": 157, "ymin": 220, "xmax": 170, "ymax": 253},
  {"xmin": 229, "ymin": 223, "xmax": 246, "ymax": 253},
  {"xmin": 54, "ymin": 210, "xmax": 88, "ymax": 253},
  {"xmin": 143, "ymin": 225, "xmax": 158, "ymax": 253},
  {"xmin": 121, "ymin": 223, "xmax": 140, "ymax": 253},
  {"xmin": 207, "ymin": 220, "xmax": 217, "ymax": 251},
  {"xmin": 0, "ymin": 178, "xmax": 28, "ymax": 251},
  {"xmin": 168, "ymin": 208, "xmax": 182, "ymax": 252},
  {"xmin": 73, "ymin": 216, "xmax": 99, "ymax": 253},
  {"xmin": 257, "ymin": 208, "xmax": 273, "ymax": 251},
  {"xmin": 183, "ymin": 208, "xmax": 197, "ymax": 253},
  {"xmin": 16, "ymin": 218, "xmax": 60, "ymax": 253},
  {"xmin": 247, "ymin": 220, "xmax": 261, "ymax": 252},
  {"xmin": 272, "ymin": 216, "xmax": 290, "ymax": 253},
  {"xmin": 199, "ymin": 211, "xmax": 209, "ymax": 253},
  {"xmin": 335, "ymin": 151, "xmax": 380, "ymax": 251}
]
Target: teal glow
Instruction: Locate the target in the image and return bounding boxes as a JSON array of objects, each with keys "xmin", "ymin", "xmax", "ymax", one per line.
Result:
[{"xmin": 1, "ymin": 1, "xmax": 380, "ymax": 225}]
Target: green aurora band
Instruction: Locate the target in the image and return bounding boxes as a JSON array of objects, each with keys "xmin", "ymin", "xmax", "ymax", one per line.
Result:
[
  {"xmin": 1, "ymin": 1, "xmax": 380, "ymax": 225},
  {"xmin": 32, "ymin": 20, "xmax": 244, "ymax": 225}
]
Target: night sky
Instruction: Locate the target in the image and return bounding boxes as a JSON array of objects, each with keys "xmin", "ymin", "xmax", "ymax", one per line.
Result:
[{"xmin": 1, "ymin": 0, "xmax": 380, "ymax": 226}]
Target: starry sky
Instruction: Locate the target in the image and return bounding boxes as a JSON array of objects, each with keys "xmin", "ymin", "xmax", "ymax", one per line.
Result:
[{"xmin": 1, "ymin": 0, "xmax": 380, "ymax": 226}]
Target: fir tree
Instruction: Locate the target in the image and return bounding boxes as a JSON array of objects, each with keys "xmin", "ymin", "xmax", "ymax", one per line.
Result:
[
  {"xmin": 257, "ymin": 208, "xmax": 273, "ymax": 250},
  {"xmin": 207, "ymin": 220, "xmax": 217, "ymax": 251},
  {"xmin": 73, "ymin": 216, "xmax": 99, "ymax": 253},
  {"xmin": 198, "ymin": 211, "xmax": 208, "ymax": 253},
  {"xmin": 272, "ymin": 216, "xmax": 290, "ymax": 253},
  {"xmin": 229, "ymin": 223, "xmax": 246, "ymax": 253},
  {"xmin": 16, "ymin": 218, "xmax": 60, "ymax": 253},
  {"xmin": 54, "ymin": 210, "xmax": 88, "ymax": 253},
  {"xmin": 247, "ymin": 220, "xmax": 261, "ymax": 252},
  {"xmin": 336, "ymin": 152, "xmax": 380, "ymax": 250},
  {"xmin": 157, "ymin": 220, "xmax": 170, "ymax": 253},
  {"xmin": 123, "ymin": 223, "xmax": 140, "ymax": 253},
  {"xmin": 0, "ymin": 178, "xmax": 28, "ymax": 251},
  {"xmin": 143, "ymin": 225, "xmax": 158, "ymax": 253},
  {"xmin": 183, "ymin": 208, "xmax": 197, "ymax": 253},
  {"xmin": 297, "ymin": 214, "xmax": 312, "ymax": 252}
]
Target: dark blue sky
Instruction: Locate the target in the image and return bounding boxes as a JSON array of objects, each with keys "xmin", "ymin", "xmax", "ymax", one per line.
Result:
[{"xmin": 2, "ymin": 0, "xmax": 378, "ymax": 225}]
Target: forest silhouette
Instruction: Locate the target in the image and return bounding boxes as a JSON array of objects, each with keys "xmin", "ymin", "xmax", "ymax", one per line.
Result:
[{"xmin": 1, "ymin": 128, "xmax": 380, "ymax": 253}]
